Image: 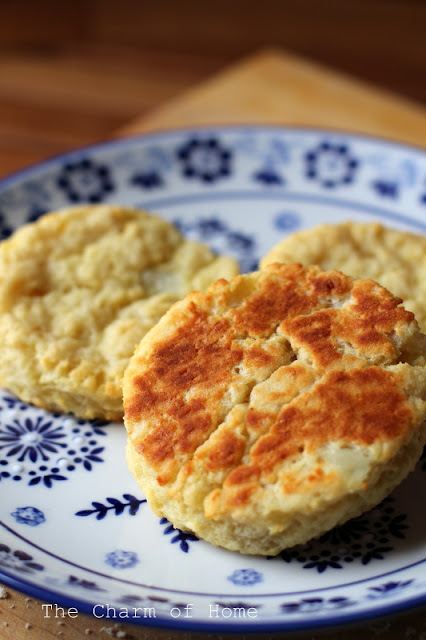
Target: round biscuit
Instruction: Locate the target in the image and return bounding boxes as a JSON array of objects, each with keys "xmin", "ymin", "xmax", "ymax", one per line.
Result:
[
  {"xmin": 0, "ymin": 204, "xmax": 239, "ymax": 419},
  {"xmin": 123, "ymin": 263, "xmax": 426, "ymax": 555}
]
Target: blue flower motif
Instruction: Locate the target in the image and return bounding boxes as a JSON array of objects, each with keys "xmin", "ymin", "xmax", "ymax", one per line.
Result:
[
  {"xmin": 0, "ymin": 417, "xmax": 66, "ymax": 464},
  {"xmin": 368, "ymin": 580, "xmax": 414, "ymax": 600},
  {"xmin": 281, "ymin": 597, "xmax": 324, "ymax": 614},
  {"xmin": 176, "ymin": 137, "xmax": 232, "ymax": 183},
  {"xmin": 227, "ymin": 569, "xmax": 263, "ymax": 587},
  {"xmin": 0, "ymin": 544, "xmax": 44, "ymax": 574},
  {"xmin": 281, "ymin": 597, "xmax": 354, "ymax": 614},
  {"xmin": 1, "ymin": 395, "xmax": 29, "ymax": 411},
  {"xmin": 172, "ymin": 216, "xmax": 258, "ymax": 274},
  {"xmin": 227, "ymin": 231, "xmax": 255, "ymax": 251},
  {"xmin": 253, "ymin": 169, "xmax": 285, "ymax": 186},
  {"xmin": 131, "ymin": 171, "xmax": 164, "ymax": 190},
  {"xmin": 305, "ymin": 141, "xmax": 359, "ymax": 188},
  {"xmin": 297, "ymin": 554, "xmax": 343, "ymax": 573},
  {"xmin": 198, "ymin": 218, "xmax": 227, "ymax": 235},
  {"xmin": 0, "ymin": 399, "xmax": 107, "ymax": 487},
  {"xmin": 0, "ymin": 179, "xmax": 52, "ymax": 226},
  {"xmin": 56, "ymin": 158, "xmax": 114, "ymax": 203},
  {"xmin": 11, "ymin": 506, "xmax": 45, "ymax": 526},
  {"xmin": 105, "ymin": 550, "xmax": 139, "ymax": 570},
  {"xmin": 26, "ymin": 472, "xmax": 67, "ymax": 488},
  {"xmin": 274, "ymin": 211, "xmax": 301, "ymax": 232},
  {"xmin": 371, "ymin": 180, "xmax": 399, "ymax": 199},
  {"xmin": 67, "ymin": 575, "xmax": 106, "ymax": 592},
  {"xmin": 277, "ymin": 497, "xmax": 407, "ymax": 572},
  {"xmin": 78, "ymin": 445, "xmax": 105, "ymax": 472}
]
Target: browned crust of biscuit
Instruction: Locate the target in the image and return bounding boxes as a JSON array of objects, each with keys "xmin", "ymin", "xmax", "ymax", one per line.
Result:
[
  {"xmin": 219, "ymin": 366, "xmax": 414, "ymax": 508},
  {"xmin": 124, "ymin": 263, "xmax": 418, "ymax": 494}
]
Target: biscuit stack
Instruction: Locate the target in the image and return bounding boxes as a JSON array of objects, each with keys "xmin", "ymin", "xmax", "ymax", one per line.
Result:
[{"xmin": 1, "ymin": 209, "xmax": 425, "ymax": 555}]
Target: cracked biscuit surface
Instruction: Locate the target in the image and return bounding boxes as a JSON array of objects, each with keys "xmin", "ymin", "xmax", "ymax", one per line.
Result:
[
  {"xmin": 260, "ymin": 221, "xmax": 426, "ymax": 332},
  {"xmin": 123, "ymin": 263, "xmax": 426, "ymax": 555},
  {"xmin": 0, "ymin": 204, "xmax": 239, "ymax": 420}
]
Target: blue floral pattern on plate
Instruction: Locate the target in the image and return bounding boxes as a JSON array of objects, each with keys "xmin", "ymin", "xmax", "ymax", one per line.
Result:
[
  {"xmin": 273, "ymin": 211, "xmax": 301, "ymax": 232},
  {"xmin": 277, "ymin": 498, "xmax": 408, "ymax": 573},
  {"xmin": 67, "ymin": 575, "xmax": 106, "ymax": 592},
  {"xmin": 0, "ymin": 544, "xmax": 44, "ymax": 574},
  {"xmin": 176, "ymin": 137, "xmax": 232, "ymax": 183},
  {"xmin": 105, "ymin": 550, "xmax": 139, "ymax": 570},
  {"xmin": 371, "ymin": 179, "xmax": 399, "ymax": 199},
  {"xmin": 75, "ymin": 494, "xmax": 146, "ymax": 520},
  {"xmin": 304, "ymin": 141, "xmax": 359, "ymax": 188},
  {"xmin": 159, "ymin": 518, "xmax": 199, "ymax": 553},
  {"xmin": 173, "ymin": 216, "xmax": 258, "ymax": 273},
  {"xmin": 11, "ymin": 507, "xmax": 45, "ymax": 527},
  {"xmin": 0, "ymin": 127, "xmax": 425, "ymax": 634},
  {"xmin": 281, "ymin": 596, "xmax": 356, "ymax": 615},
  {"xmin": 0, "ymin": 393, "xmax": 106, "ymax": 487},
  {"xmin": 131, "ymin": 171, "xmax": 164, "ymax": 190},
  {"xmin": 56, "ymin": 158, "xmax": 115, "ymax": 203},
  {"xmin": 253, "ymin": 168, "xmax": 285, "ymax": 186},
  {"xmin": 228, "ymin": 569, "xmax": 263, "ymax": 587},
  {"xmin": 0, "ymin": 416, "xmax": 66, "ymax": 464}
]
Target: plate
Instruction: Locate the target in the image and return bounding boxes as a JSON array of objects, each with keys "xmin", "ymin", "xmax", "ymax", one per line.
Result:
[{"xmin": 0, "ymin": 126, "xmax": 426, "ymax": 634}]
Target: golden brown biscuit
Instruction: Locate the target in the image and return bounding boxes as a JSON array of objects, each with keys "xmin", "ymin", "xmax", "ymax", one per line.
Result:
[
  {"xmin": 123, "ymin": 263, "xmax": 426, "ymax": 555},
  {"xmin": 0, "ymin": 204, "xmax": 239, "ymax": 419},
  {"xmin": 260, "ymin": 221, "xmax": 426, "ymax": 331}
]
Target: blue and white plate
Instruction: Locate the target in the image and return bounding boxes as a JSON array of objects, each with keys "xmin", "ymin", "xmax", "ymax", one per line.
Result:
[{"xmin": 0, "ymin": 126, "xmax": 426, "ymax": 634}]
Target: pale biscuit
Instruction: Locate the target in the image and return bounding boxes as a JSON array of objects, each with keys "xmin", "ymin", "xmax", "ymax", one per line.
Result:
[
  {"xmin": 0, "ymin": 205, "xmax": 239, "ymax": 420},
  {"xmin": 123, "ymin": 263, "xmax": 426, "ymax": 555},
  {"xmin": 260, "ymin": 221, "xmax": 426, "ymax": 331}
]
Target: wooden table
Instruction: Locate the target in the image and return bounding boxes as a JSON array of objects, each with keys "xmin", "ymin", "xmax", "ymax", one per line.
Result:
[{"xmin": 1, "ymin": 48, "xmax": 426, "ymax": 639}]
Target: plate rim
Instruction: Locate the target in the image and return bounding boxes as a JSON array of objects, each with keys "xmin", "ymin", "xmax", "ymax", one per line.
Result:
[
  {"xmin": 1, "ymin": 560, "xmax": 426, "ymax": 634},
  {"xmin": 0, "ymin": 124, "xmax": 426, "ymax": 632},
  {"xmin": 1, "ymin": 123, "xmax": 425, "ymax": 191}
]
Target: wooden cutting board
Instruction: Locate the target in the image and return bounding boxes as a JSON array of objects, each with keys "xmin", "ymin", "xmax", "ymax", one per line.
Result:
[
  {"xmin": 1, "ymin": 48, "xmax": 426, "ymax": 640},
  {"xmin": 121, "ymin": 48, "xmax": 426, "ymax": 146}
]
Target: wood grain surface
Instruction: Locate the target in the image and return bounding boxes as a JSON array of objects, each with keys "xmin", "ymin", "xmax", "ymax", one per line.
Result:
[
  {"xmin": 1, "ymin": 2, "xmax": 426, "ymax": 638},
  {"xmin": 1, "ymin": 0, "xmax": 426, "ymax": 177},
  {"xmin": 121, "ymin": 48, "xmax": 426, "ymax": 145}
]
